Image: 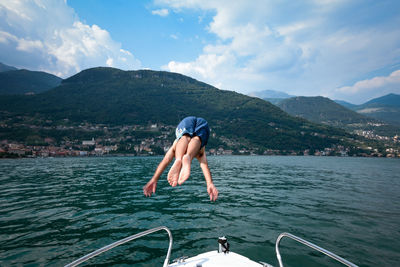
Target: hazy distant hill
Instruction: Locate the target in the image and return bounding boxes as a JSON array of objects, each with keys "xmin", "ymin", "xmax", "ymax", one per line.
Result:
[
  {"xmin": 0, "ymin": 69, "xmax": 62, "ymax": 95},
  {"xmin": 355, "ymin": 94, "xmax": 400, "ymax": 125},
  {"xmin": 249, "ymin": 89, "xmax": 295, "ymax": 104},
  {"xmin": 277, "ymin": 96, "xmax": 371, "ymax": 126},
  {"xmin": 336, "ymin": 94, "xmax": 400, "ymax": 126},
  {"xmin": 0, "ymin": 67, "xmax": 351, "ymax": 151},
  {"xmin": 249, "ymin": 89, "xmax": 294, "ymax": 99},
  {"xmin": 363, "ymin": 93, "xmax": 400, "ymax": 107},
  {"xmin": 0, "ymin": 62, "xmax": 17, "ymax": 72},
  {"xmin": 277, "ymin": 96, "xmax": 400, "ymax": 136},
  {"xmin": 334, "ymin": 99, "xmax": 357, "ymax": 109}
]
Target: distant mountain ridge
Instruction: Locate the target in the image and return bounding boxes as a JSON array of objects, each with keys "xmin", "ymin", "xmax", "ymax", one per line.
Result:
[
  {"xmin": 268, "ymin": 92, "xmax": 400, "ymax": 128},
  {"xmin": 249, "ymin": 89, "xmax": 296, "ymax": 105},
  {"xmin": 0, "ymin": 67, "xmax": 352, "ymax": 151},
  {"xmin": 276, "ymin": 95, "xmax": 400, "ymax": 136},
  {"xmin": 334, "ymin": 99, "xmax": 357, "ymax": 109},
  {"xmin": 277, "ymin": 96, "xmax": 371, "ymax": 126},
  {"xmin": 352, "ymin": 93, "xmax": 400, "ymax": 125},
  {"xmin": 0, "ymin": 67, "xmax": 62, "ymax": 95},
  {"xmin": 0, "ymin": 62, "xmax": 17, "ymax": 72},
  {"xmin": 363, "ymin": 93, "xmax": 400, "ymax": 107},
  {"xmin": 249, "ymin": 89, "xmax": 295, "ymax": 99}
]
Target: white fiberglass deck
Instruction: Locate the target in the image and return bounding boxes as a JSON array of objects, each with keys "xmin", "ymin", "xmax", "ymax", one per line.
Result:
[{"xmin": 169, "ymin": 251, "xmax": 266, "ymax": 267}]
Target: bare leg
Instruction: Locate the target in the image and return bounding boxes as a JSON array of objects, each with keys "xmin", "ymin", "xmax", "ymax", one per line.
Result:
[
  {"xmin": 168, "ymin": 135, "xmax": 190, "ymax": 186},
  {"xmin": 178, "ymin": 136, "xmax": 201, "ymax": 185}
]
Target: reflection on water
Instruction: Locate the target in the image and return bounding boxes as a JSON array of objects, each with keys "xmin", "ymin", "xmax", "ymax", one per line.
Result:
[{"xmin": 0, "ymin": 156, "xmax": 399, "ymax": 266}]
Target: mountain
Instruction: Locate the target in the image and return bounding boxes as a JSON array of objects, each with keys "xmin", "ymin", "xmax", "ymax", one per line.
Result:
[
  {"xmin": 0, "ymin": 67, "xmax": 352, "ymax": 151},
  {"xmin": 249, "ymin": 89, "xmax": 294, "ymax": 99},
  {"xmin": 249, "ymin": 89, "xmax": 295, "ymax": 105},
  {"xmin": 334, "ymin": 99, "xmax": 357, "ymax": 109},
  {"xmin": 276, "ymin": 96, "xmax": 400, "ymax": 137},
  {"xmin": 363, "ymin": 93, "xmax": 400, "ymax": 107},
  {"xmin": 0, "ymin": 62, "xmax": 18, "ymax": 72},
  {"xmin": 353, "ymin": 94, "xmax": 400, "ymax": 126},
  {"xmin": 277, "ymin": 96, "xmax": 372, "ymax": 125},
  {"xmin": 0, "ymin": 69, "xmax": 62, "ymax": 95}
]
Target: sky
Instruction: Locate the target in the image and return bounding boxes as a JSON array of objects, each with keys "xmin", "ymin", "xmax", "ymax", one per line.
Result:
[{"xmin": 0, "ymin": 0, "xmax": 400, "ymax": 104}]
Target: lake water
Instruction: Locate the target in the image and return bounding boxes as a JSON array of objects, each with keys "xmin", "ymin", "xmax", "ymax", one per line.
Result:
[{"xmin": 0, "ymin": 156, "xmax": 399, "ymax": 267}]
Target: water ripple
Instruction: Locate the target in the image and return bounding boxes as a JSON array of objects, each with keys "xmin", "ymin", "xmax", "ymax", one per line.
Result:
[{"xmin": 0, "ymin": 156, "xmax": 399, "ymax": 266}]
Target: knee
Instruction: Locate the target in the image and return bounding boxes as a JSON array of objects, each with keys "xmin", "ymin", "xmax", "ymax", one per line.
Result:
[
  {"xmin": 192, "ymin": 136, "xmax": 201, "ymax": 145},
  {"xmin": 192, "ymin": 136, "xmax": 201, "ymax": 142},
  {"xmin": 182, "ymin": 134, "xmax": 191, "ymax": 141}
]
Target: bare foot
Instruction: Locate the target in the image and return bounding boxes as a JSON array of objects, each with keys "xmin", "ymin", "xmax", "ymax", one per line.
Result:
[
  {"xmin": 168, "ymin": 159, "xmax": 182, "ymax": 187},
  {"xmin": 178, "ymin": 154, "xmax": 191, "ymax": 185}
]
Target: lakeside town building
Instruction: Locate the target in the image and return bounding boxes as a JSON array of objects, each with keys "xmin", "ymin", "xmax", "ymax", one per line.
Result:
[{"xmin": 1, "ymin": 123, "xmax": 399, "ymax": 158}]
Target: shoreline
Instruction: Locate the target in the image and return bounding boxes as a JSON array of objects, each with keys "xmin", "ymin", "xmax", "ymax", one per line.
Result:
[{"xmin": 1, "ymin": 153, "xmax": 399, "ymax": 159}]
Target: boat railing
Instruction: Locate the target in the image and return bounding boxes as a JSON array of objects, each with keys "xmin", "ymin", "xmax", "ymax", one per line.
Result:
[
  {"xmin": 64, "ymin": 226, "xmax": 173, "ymax": 267},
  {"xmin": 275, "ymin": 232, "xmax": 358, "ymax": 267},
  {"xmin": 65, "ymin": 227, "xmax": 358, "ymax": 267}
]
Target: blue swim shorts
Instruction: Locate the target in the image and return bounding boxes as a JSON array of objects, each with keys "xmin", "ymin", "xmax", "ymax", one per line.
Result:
[{"xmin": 175, "ymin": 116, "xmax": 210, "ymax": 148}]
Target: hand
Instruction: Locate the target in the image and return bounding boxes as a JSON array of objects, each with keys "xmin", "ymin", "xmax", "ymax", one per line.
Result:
[
  {"xmin": 143, "ymin": 179, "xmax": 157, "ymax": 197},
  {"xmin": 207, "ymin": 183, "xmax": 219, "ymax": 201}
]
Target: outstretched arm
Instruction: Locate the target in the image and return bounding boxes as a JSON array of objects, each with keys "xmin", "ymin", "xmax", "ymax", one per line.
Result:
[
  {"xmin": 143, "ymin": 141, "xmax": 176, "ymax": 197},
  {"xmin": 197, "ymin": 148, "xmax": 218, "ymax": 201}
]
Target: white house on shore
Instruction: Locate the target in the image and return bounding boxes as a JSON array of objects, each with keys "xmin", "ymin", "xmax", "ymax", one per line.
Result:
[{"xmin": 82, "ymin": 138, "xmax": 95, "ymax": 146}]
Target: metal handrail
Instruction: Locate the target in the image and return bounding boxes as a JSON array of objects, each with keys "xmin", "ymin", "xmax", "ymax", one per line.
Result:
[
  {"xmin": 275, "ymin": 233, "xmax": 358, "ymax": 267},
  {"xmin": 64, "ymin": 226, "xmax": 173, "ymax": 267}
]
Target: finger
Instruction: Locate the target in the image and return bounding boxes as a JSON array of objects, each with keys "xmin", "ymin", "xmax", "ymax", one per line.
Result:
[{"xmin": 213, "ymin": 190, "xmax": 218, "ymax": 201}]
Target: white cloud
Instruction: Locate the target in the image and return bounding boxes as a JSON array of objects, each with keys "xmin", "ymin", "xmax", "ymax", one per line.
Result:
[
  {"xmin": 157, "ymin": 0, "xmax": 400, "ymax": 103},
  {"xmin": 106, "ymin": 57, "xmax": 114, "ymax": 67},
  {"xmin": 16, "ymin": 38, "xmax": 44, "ymax": 52},
  {"xmin": 0, "ymin": 0, "xmax": 141, "ymax": 77},
  {"xmin": 337, "ymin": 70, "xmax": 400, "ymax": 94},
  {"xmin": 0, "ymin": 30, "xmax": 17, "ymax": 44},
  {"xmin": 159, "ymin": 0, "xmax": 309, "ymax": 91},
  {"xmin": 332, "ymin": 70, "xmax": 400, "ymax": 104},
  {"xmin": 152, "ymin": 8, "xmax": 169, "ymax": 17}
]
